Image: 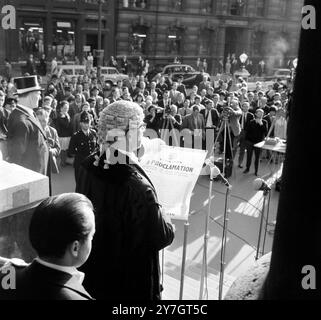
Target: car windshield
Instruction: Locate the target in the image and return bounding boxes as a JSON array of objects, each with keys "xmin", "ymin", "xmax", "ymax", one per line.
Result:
[
  {"xmin": 164, "ymin": 65, "xmax": 195, "ymax": 74},
  {"xmin": 108, "ymin": 69, "xmax": 118, "ymax": 75},
  {"xmin": 62, "ymin": 69, "xmax": 73, "ymax": 75}
]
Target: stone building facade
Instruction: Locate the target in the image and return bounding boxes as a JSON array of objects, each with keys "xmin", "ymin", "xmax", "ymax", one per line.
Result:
[
  {"xmin": 116, "ymin": 0, "xmax": 304, "ymax": 74},
  {"xmin": 0, "ymin": 0, "xmax": 116, "ymax": 70}
]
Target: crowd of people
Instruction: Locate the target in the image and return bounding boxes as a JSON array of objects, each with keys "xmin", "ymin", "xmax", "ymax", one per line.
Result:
[
  {"xmin": 0, "ymin": 61, "xmax": 291, "ymax": 300},
  {"xmin": 0, "ymin": 61, "xmax": 291, "ymax": 179}
]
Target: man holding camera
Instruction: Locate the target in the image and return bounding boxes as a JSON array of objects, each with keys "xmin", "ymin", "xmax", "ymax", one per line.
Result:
[{"xmin": 219, "ymin": 97, "xmax": 242, "ymax": 159}]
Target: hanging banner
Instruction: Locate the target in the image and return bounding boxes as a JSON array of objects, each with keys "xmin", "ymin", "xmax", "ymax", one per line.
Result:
[{"xmin": 140, "ymin": 142, "xmax": 207, "ymax": 221}]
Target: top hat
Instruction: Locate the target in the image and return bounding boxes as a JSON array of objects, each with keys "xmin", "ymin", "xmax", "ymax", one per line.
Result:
[{"xmin": 13, "ymin": 76, "xmax": 43, "ymax": 95}]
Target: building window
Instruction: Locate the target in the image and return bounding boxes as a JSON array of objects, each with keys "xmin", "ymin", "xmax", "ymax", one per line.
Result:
[
  {"xmin": 130, "ymin": 25, "xmax": 148, "ymax": 54},
  {"xmin": 199, "ymin": 29, "xmax": 212, "ymax": 55},
  {"xmin": 253, "ymin": 31, "xmax": 265, "ymax": 56},
  {"xmin": 279, "ymin": 0, "xmax": 290, "ymax": 17},
  {"xmin": 52, "ymin": 21, "xmax": 75, "ymax": 61},
  {"xmin": 171, "ymin": 0, "xmax": 183, "ymax": 11},
  {"xmin": 230, "ymin": 0, "xmax": 245, "ymax": 16},
  {"xmin": 257, "ymin": 0, "xmax": 266, "ymax": 17},
  {"xmin": 200, "ymin": 0, "xmax": 213, "ymax": 14},
  {"xmin": 168, "ymin": 27, "xmax": 183, "ymax": 55},
  {"xmin": 132, "ymin": 0, "xmax": 147, "ymax": 8},
  {"xmin": 19, "ymin": 20, "xmax": 45, "ymax": 59}
]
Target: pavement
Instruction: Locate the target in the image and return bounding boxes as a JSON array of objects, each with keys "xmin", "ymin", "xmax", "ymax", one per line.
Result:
[{"xmin": 51, "ymin": 152, "xmax": 282, "ymax": 300}]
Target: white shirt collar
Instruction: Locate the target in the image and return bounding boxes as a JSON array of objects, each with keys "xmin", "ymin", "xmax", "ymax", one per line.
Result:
[{"xmin": 35, "ymin": 257, "xmax": 85, "ymax": 284}]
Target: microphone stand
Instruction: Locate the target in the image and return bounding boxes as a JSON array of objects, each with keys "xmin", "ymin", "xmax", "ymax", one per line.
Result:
[
  {"xmin": 218, "ymin": 182, "xmax": 232, "ymax": 300},
  {"xmin": 255, "ymin": 188, "xmax": 270, "ymax": 260},
  {"xmin": 199, "ymin": 166, "xmax": 215, "ymax": 300},
  {"xmin": 261, "ymin": 190, "xmax": 272, "ymax": 257}
]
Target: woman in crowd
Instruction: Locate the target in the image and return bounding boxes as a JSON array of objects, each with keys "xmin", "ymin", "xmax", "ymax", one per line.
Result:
[{"xmin": 54, "ymin": 100, "xmax": 73, "ymax": 167}]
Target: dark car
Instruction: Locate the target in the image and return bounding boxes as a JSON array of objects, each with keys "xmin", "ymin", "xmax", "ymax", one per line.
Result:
[
  {"xmin": 145, "ymin": 64, "xmax": 166, "ymax": 83},
  {"xmin": 153, "ymin": 64, "xmax": 210, "ymax": 88}
]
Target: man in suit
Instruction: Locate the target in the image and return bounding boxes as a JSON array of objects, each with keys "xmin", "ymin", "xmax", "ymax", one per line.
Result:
[
  {"xmin": 0, "ymin": 90, "xmax": 9, "ymax": 139},
  {"xmin": 177, "ymin": 76, "xmax": 187, "ymax": 97},
  {"xmin": 243, "ymin": 108, "xmax": 268, "ymax": 176},
  {"xmin": 237, "ymin": 102, "xmax": 254, "ymax": 168},
  {"xmin": 7, "ymin": 76, "xmax": 49, "ymax": 175},
  {"xmin": 178, "ymin": 99, "xmax": 192, "ymax": 118},
  {"xmin": 201, "ymin": 100, "xmax": 220, "ymax": 150},
  {"xmin": 158, "ymin": 90, "xmax": 171, "ymax": 111},
  {"xmin": 0, "ymin": 193, "xmax": 95, "ymax": 300},
  {"xmin": 182, "ymin": 106, "xmax": 205, "ymax": 149},
  {"xmin": 169, "ymin": 82, "xmax": 180, "ymax": 105},
  {"xmin": 219, "ymin": 98, "xmax": 242, "ymax": 159},
  {"xmin": 36, "ymin": 108, "xmax": 61, "ymax": 175},
  {"xmin": 25, "ymin": 54, "xmax": 36, "ymax": 75}
]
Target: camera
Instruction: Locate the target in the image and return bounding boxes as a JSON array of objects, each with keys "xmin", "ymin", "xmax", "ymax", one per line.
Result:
[{"xmin": 222, "ymin": 106, "xmax": 231, "ymax": 119}]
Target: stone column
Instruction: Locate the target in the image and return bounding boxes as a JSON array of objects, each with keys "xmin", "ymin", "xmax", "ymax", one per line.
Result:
[
  {"xmin": 244, "ymin": 27, "xmax": 253, "ymax": 57},
  {"xmin": 216, "ymin": 26, "xmax": 226, "ymax": 59},
  {"xmin": 0, "ymin": 28, "xmax": 5, "ymax": 72}
]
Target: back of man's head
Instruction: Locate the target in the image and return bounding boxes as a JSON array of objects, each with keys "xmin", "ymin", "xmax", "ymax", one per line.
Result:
[{"xmin": 29, "ymin": 193, "xmax": 95, "ymax": 266}]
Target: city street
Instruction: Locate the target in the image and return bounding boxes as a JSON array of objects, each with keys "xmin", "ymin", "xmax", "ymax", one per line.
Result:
[{"xmin": 52, "ymin": 153, "xmax": 282, "ymax": 300}]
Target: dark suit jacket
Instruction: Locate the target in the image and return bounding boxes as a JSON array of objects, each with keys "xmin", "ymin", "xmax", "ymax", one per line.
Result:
[
  {"xmin": 240, "ymin": 112, "xmax": 255, "ymax": 131},
  {"xmin": 0, "ymin": 261, "xmax": 93, "ymax": 300},
  {"xmin": 7, "ymin": 105, "xmax": 49, "ymax": 175},
  {"xmin": 182, "ymin": 113, "xmax": 205, "ymax": 131},
  {"xmin": 200, "ymin": 109, "xmax": 220, "ymax": 129}
]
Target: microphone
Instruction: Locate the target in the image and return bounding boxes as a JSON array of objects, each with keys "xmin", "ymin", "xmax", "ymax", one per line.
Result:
[
  {"xmin": 205, "ymin": 157, "xmax": 230, "ymax": 187},
  {"xmin": 253, "ymin": 178, "xmax": 271, "ymax": 192},
  {"xmin": 212, "ymin": 166, "xmax": 231, "ymax": 188}
]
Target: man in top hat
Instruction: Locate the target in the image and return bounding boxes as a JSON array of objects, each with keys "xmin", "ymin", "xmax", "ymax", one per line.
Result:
[
  {"xmin": 68, "ymin": 111, "xmax": 98, "ymax": 185},
  {"xmin": 7, "ymin": 75, "xmax": 49, "ymax": 175}
]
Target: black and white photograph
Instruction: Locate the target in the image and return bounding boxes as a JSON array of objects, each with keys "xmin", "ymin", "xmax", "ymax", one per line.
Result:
[{"xmin": 0, "ymin": 0, "xmax": 320, "ymax": 307}]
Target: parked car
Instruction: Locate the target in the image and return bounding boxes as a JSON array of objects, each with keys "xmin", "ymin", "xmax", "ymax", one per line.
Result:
[
  {"xmin": 154, "ymin": 64, "xmax": 210, "ymax": 88},
  {"xmin": 264, "ymin": 68, "xmax": 292, "ymax": 82},
  {"xmin": 145, "ymin": 64, "xmax": 166, "ymax": 82},
  {"xmin": 100, "ymin": 67, "xmax": 130, "ymax": 86},
  {"xmin": 57, "ymin": 65, "xmax": 86, "ymax": 80}
]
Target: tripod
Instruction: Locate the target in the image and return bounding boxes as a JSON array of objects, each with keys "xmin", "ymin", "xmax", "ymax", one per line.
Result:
[{"xmin": 209, "ymin": 113, "xmax": 234, "ymax": 178}]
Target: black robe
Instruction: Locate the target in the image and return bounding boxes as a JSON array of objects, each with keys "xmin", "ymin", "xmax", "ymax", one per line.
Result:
[{"xmin": 76, "ymin": 151, "xmax": 175, "ymax": 300}]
